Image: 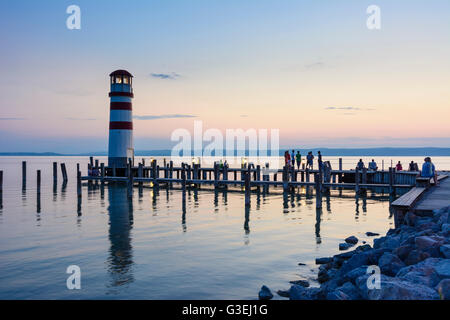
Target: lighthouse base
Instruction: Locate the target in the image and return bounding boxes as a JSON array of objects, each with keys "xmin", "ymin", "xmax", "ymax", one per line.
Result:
[{"xmin": 108, "ymin": 157, "xmax": 129, "ymax": 168}]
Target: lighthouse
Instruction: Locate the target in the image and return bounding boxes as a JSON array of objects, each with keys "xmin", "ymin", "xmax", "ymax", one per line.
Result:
[{"xmin": 108, "ymin": 70, "xmax": 134, "ymax": 168}]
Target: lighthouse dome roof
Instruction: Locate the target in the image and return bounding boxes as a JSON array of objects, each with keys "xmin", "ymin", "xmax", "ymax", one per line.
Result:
[{"xmin": 109, "ymin": 69, "xmax": 133, "ymax": 77}]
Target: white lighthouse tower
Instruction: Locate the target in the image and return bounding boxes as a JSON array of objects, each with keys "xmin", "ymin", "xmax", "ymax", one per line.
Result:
[{"xmin": 108, "ymin": 70, "xmax": 134, "ymax": 168}]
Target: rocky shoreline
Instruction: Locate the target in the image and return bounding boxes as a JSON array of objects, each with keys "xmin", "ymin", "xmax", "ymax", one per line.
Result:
[{"xmin": 259, "ymin": 206, "xmax": 450, "ymax": 300}]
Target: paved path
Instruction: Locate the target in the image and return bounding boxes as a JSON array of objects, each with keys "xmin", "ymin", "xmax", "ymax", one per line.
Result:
[{"xmin": 414, "ymin": 174, "xmax": 450, "ymax": 213}]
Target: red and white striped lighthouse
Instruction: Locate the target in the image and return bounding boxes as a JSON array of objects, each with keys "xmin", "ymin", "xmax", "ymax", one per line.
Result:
[{"xmin": 108, "ymin": 70, "xmax": 134, "ymax": 168}]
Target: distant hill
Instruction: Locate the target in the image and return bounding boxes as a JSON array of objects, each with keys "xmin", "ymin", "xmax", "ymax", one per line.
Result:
[{"xmin": 1, "ymin": 148, "xmax": 450, "ymax": 157}]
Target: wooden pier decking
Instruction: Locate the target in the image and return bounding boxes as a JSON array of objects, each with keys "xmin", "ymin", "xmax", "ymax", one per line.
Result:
[{"xmin": 413, "ymin": 174, "xmax": 450, "ymax": 214}]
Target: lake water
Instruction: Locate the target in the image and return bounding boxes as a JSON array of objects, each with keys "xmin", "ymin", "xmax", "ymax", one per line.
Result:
[{"xmin": 0, "ymin": 156, "xmax": 448, "ymax": 299}]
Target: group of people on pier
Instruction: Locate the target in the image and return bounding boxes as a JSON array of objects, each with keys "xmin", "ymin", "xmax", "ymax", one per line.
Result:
[{"xmin": 283, "ymin": 150, "xmax": 323, "ymax": 170}]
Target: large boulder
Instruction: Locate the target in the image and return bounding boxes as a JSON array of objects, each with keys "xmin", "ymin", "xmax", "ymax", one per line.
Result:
[
  {"xmin": 393, "ymin": 245, "xmax": 415, "ymax": 261},
  {"xmin": 316, "ymin": 257, "xmax": 333, "ymax": 265},
  {"xmin": 397, "ymin": 258, "xmax": 450, "ymax": 286},
  {"xmin": 289, "ymin": 285, "xmax": 321, "ymax": 300},
  {"xmin": 436, "ymin": 279, "xmax": 450, "ymax": 300},
  {"xmin": 345, "ymin": 236, "xmax": 359, "ymax": 245},
  {"xmin": 404, "ymin": 250, "xmax": 430, "ymax": 266},
  {"xmin": 378, "ymin": 252, "xmax": 405, "ymax": 277},
  {"xmin": 415, "ymin": 236, "xmax": 445, "ymax": 251},
  {"xmin": 341, "ymin": 266, "xmax": 369, "ymax": 285},
  {"xmin": 440, "ymin": 245, "xmax": 450, "ymax": 259},
  {"xmin": 355, "ymin": 274, "xmax": 440, "ymax": 300},
  {"xmin": 258, "ymin": 285, "xmax": 273, "ymax": 300}
]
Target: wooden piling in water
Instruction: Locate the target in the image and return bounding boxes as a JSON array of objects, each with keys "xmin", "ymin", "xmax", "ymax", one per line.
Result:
[
  {"xmin": 127, "ymin": 160, "xmax": 133, "ymax": 198},
  {"xmin": 315, "ymin": 173, "xmax": 322, "ymax": 209},
  {"xmin": 362, "ymin": 167, "xmax": 367, "ymax": 191},
  {"xmin": 22, "ymin": 161, "xmax": 26, "ymax": 189},
  {"xmin": 60, "ymin": 163, "xmax": 68, "ymax": 182},
  {"xmin": 100, "ymin": 163, "xmax": 105, "ymax": 183},
  {"xmin": 37, "ymin": 170, "xmax": 41, "ymax": 193},
  {"xmin": 245, "ymin": 167, "xmax": 251, "ymax": 207},
  {"xmin": 53, "ymin": 162, "xmax": 57, "ymax": 183},
  {"xmin": 77, "ymin": 164, "xmax": 82, "ymax": 198},
  {"xmin": 355, "ymin": 167, "xmax": 360, "ymax": 193},
  {"xmin": 0, "ymin": 170, "xmax": 3, "ymax": 193},
  {"xmin": 338, "ymin": 158, "xmax": 343, "ymax": 183}
]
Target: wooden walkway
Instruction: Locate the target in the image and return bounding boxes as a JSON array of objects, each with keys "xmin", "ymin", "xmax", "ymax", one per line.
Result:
[{"xmin": 413, "ymin": 174, "xmax": 450, "ymax": 214}]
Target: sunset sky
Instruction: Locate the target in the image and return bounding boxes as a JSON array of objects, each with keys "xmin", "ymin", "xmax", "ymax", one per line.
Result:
[{"xmin": 1, "ymin": 0, "xmax": 450, "ymax": 153}]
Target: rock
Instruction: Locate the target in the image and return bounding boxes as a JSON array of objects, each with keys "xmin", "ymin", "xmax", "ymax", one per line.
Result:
[
  {"xmin": 326, "ymin": 291, "xmax": 350, "ymax": 300},
  {"xmin": 442, "ymin": 224, "xmax": 450, "ymax": 234},
  {"xmin": 440, "ymin": 245, "xmax": 450, "ymax": 259},
  {"xmin": 341, "ymin": 266, "xmax": 369, "ymax": 285},
  {"xmin": 415, "ymin": 236, "xmax": 445, "ymax": 250},
  {"xmin": 298, "ymin": 262, "xmax": 306, "ymax": 266},
  {"xmin": 378, "ymin": 252, "xmax": 406, "ymax": 277},
  {"xmin": 334, "ymin": 281, "xmax": 361, "ymax": 300},
  {"xmin": 339, "ymin": 243, "xmax": 353, "ymax": 251},
  {"xmin": 405, "ymin": 250, "xmax": 430, "ymax": 266},
  {"xmin": 436, "ymin": 279, "xmax": 450, "ymax": 300},
  {"xmin": 397, "ymin": 258, "xmax": 450, "ymax": 286},
  {"xmin": 374, "ymin": 236, "xmax": 400, "ymax": 250},
  {"xmin": 289, "ymin": 280, "xmax": 310, "ymax": 287},
  {"xmin": 434, "ymin": 259, "xmax": 450, "ymax": 279},
  {"xmin": 289, "ymin": 285, "xmax": 321, "ymax": 300},
  {"xmin": 404, "ymin": 212, "xmax": 417, "ymax": 226},
  {"xmin": 315, "ymin": 257, "xmax": 333, "ymax": 265},
  {"xmin": 345, "ymin": 236, "xmax": 359, "ymax": 245},
  {"xmin": 258, "ymin": 285, "xmax": 273, "ymax": 300},
  {"xmin": 276, "ymin": 290, "xmax": 290, "ymax": 298},
  {"xmin": 393, "ymin": 245, "xmax": 415, "ymax": 262},
  {"xmin": 366, "ymin": 232, "xmax": 380, "ymax": 237},
  {"xmin": 355, "ymin": 274, "xmax": 440, "ymax": 300},
  {"xmin": 339, "ymin": 252, "xmax": 371, "ymax": 275}
]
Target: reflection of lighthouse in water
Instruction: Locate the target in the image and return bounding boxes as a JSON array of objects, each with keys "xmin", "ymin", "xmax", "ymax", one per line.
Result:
[{"xmin": 107, "ymin": 185, "xmax": 134, "ymax": 289}]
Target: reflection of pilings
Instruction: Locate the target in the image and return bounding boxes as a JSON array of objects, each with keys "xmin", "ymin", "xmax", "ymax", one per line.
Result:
[
  {"xmin": 315, "ymin": 207, "xmax": 322, "ymax": 244},
  {"xmin": 244, "ymin": 206, "xmax": 250, "ymax": 234},
  {"xmin": 107, "ymin": 185, "xmax": 134, "ymax": 288},
  {"xmin": 182, "ymin": 188, "xmax": 187, "ymax": 232},
  {"xmin": 0, "ymin": 170, "xmax": 3, "ymax": 210},
  {"xmin": 77, "ymin": 197, "xmax": 82, "ymax": 217},
  {"xmin": 61, "ymin": 181, "xmax": 67, "ymax": 201},
  {"xmin": 325, "ymin": 189, "xmax": 331, "ymax": 212}
]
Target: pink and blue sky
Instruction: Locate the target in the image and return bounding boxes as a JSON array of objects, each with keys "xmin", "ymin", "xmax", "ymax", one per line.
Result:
[{"xmin": 1, "ymin": 0, "xmax": 450, "ymax": 153}]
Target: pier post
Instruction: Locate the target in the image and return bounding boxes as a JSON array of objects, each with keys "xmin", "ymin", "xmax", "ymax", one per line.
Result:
[
  {"xmin": 127, "ymin": 160, "xmax": 133, "ymax": 199},
  {"xmin": 355, "ymin": 167, "xmax": 360, "ymax": 194},
  {"xmin": 90, "ymin": 157, "xmax": 94, "ymax": 168},
  {"xmin": 338, "ymin": 158, "xmax": 343, "ymax": 183},
  {"xmin": 214, "ymin": 163, "xmax": 219, "ymax": 188},
  {"xmin": 389, "ymin": 167, "xmax": 394, "ymax": 195},
  {"xmin": 53, "ymin": 162, "xmax": 58, "ymax": 184},
  {"xmin": 100, "ymin": 163, "xmax": 105, "ymax": 184},
  {"xmin": 0, "ymin": 170, "xmax": 2, "ymax": 209},
  {"xmin": 181, "ymin": 166, "xmax": 186, "ymax": 192},
  {"xmin": 95, "ymin": 159, "xmax": 99, "ymax": 170},
  {"xmin": 22, "ymin": 161, "xmax": 26, "ymax": 190},
  {"xmin": 282, "ymin": 166, "xmax": 289, "ymax": 192},
  {"xmin": 301, "ymin": 164, "xmax": 305, "ymax": 182},
  {"xmin": 362, "ymin": 167, "xmax": 367, "ymax": 191},
  {"xmin": 315, "ymin": 173, "xmax": 322, "ymax": 209},
  {"xmin": 37, "ymin": 170, "xmax": 41, "ymax": 194},
  {"xmin": 245, "ymin": 167, "xmax": 251, "ymax": 207},
  {"xmin": 77, "ymin": 164, "xmax": 82, "ymax": 199},
  {"xmin": 61, "ymin": 163, "xmax": 68, "ymax": 182},
  {"xmin": 306, "ymin": 168, "xmax": 310, "ymax": 183}
]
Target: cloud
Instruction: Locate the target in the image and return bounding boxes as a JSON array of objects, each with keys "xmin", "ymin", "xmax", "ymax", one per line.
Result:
[
  {"xmin": 133, "ymin": 114, "xmax": 196, "ymax": 120},
  {"xmin": 325, "ymin": 106, "xmax": 376, "ymax": 112},
  {"xmin": 150, "ymin": 72, "xmax": 181, "ymax": 80},
  {"xmin": 0, "ymin": 117, "xmax": 26, "ymax": 120},
  {"xmin": 304, "ymin": 62, "xmax": 325, "ymax": 70},
  {"xmin": 65, "ymin": 117, "xmax": 97, "ymax": 121}
]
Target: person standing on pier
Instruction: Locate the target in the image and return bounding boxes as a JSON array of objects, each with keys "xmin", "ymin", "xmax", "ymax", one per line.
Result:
[
  {"xmin": 306, "ymin": 152, "xmax": 314, "ymax": 170},
  {"xmin": 296, "ymin": 151, "xmax": 302, "ymax": 170},
  {"xmin": 284, "ymin": 151, "xmax": 291, "ymax": 167},
  {"xmin": 396, "ymin": 161, "xmax": 403, "ymax": 171},
  {"xmin": 291, "ymin": 150, "xmax": 296, "ymax": 168}
]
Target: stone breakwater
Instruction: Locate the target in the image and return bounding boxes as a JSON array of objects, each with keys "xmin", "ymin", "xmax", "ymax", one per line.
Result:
[{"xmin": 259, "ymin": 206, "xmax": 450, "ymax": 300}]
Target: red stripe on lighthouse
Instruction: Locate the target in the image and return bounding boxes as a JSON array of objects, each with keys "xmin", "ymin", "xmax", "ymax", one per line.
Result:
[
  {"xmin": 109, "ymin": 92, "xmax": 134, "ymax": 98},
  {"xmin": 109, "ymin": 122, "xmax": 133, "ymax": 130},
  {"xmin": 110, "ymin": 102, "xmax": 132, "ymax": 110}
]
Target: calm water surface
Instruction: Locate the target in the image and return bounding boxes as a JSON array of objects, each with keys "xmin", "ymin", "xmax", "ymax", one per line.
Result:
[{"xmin": 1, "ymin": 156, "xmax": 446, "ymax": 299}]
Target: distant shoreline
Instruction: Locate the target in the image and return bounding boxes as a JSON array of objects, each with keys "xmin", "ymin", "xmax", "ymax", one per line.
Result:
[{"xmin": 2, "ymin": 148, "xmax": 450, "ymax": 157}]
